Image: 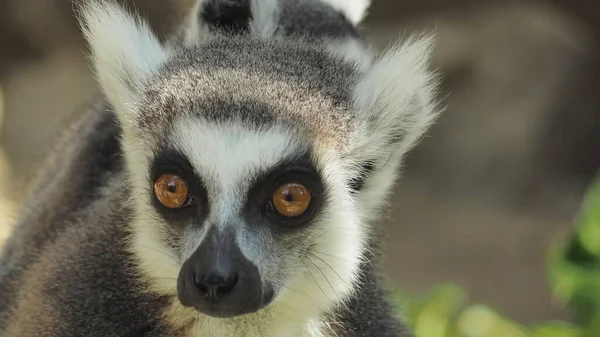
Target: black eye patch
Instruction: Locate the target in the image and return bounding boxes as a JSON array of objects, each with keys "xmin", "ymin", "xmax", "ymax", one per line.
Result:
[
  {"xmin": 243, "ymin": 153, "xmax": 325, "ymax": 232},
  {"xmin": 149, "ymin": 149, "xmax": 210, "ymax": 223}
]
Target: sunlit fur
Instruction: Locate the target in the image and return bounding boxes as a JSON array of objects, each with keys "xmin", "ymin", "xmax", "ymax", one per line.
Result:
[
  {"xmin": 319, "ymin": 0, "xmax": 371, "ymax": 25},
  {"xmin": 79, "ymin": 0, "xmax": 440, "ymax": 336}
]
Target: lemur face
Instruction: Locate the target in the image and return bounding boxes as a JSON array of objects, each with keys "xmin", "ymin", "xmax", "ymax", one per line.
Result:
[
  {"xmin": 146, "ymin": 122, "xmax": 340, "ymax": 318},
  {"xmin": 81, "ymin": 0, "xmax": 439, "ymax": 324}
]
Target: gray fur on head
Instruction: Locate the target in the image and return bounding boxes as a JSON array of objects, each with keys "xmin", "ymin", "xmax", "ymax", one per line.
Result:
[{"xmin": 0, "ymin": 0, "xmax": 439, "ymax": 336}]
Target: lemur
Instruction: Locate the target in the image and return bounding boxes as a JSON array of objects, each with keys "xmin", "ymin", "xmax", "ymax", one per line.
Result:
[{"xmin": 0, "ymin": 0, "xmax": 440, "ymax": 336}]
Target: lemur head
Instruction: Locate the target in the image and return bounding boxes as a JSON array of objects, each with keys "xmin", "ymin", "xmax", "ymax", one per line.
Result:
[{"xmin": 80, "ymin": 0, "xmax": 438, "ymax": 325}]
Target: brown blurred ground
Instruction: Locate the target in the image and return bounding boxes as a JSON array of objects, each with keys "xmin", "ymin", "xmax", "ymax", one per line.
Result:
[{"xmin": 1, "ymin": 0, "xmax": 599, "ymax": 324}]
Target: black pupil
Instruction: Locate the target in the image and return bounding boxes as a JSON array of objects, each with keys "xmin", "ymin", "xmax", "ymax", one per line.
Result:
[
  {"xmin": 284, "ymin": 192, "xmax": 294, "ymax": 202},
  {"xmin": 167, "ymin": 180, "xmax": 177, "ymax": 193}
]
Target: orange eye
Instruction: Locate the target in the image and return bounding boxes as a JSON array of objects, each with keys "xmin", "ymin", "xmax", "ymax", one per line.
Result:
[
  {"xmin": 272, "ymin": 183, "xmax": 312, "ymax": 217},
  {"xmin": 154, "ymin": 174, "xmax": 190, "ymax": 209}
]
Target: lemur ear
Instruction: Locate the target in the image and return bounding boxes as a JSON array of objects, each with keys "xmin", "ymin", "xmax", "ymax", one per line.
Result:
[
  {"xmin": 173, "ymin": 0, "xmax": 210, "ymax": 48},
  {"xmin": 347, "ymin": 36, "xmax": 440, "ymax": 191},
  {"xmin": 319, "ymin": 0, "xmax": 371, "ymax": 25},
  {"xmin": 249, "ymin": 0, "xmax": 279, "ymax": 37},
  {"xmin": 78, "ymin": 0, "xmax": 169, "ymax": 127}
]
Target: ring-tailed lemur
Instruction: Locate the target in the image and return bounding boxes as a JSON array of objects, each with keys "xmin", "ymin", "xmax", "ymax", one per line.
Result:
[{"xmin": 0, "ymin": 0, "xmax": 440, "ymax": 336}]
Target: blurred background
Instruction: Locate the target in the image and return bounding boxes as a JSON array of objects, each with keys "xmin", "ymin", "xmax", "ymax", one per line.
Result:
[{"xmin": 0, "ymin": 0, "xmax": 599, "ymax": 334}]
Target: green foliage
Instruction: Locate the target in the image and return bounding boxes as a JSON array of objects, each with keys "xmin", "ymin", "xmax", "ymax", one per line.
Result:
[
  {"xmin": 391, "ymin": 285, "xmax": 583, "ymax": 337},
  {"xmin": 392, "ymin": 173, "xmax": 600, "ymax": 337},
  {"xmin": 549, "ymin": 174, "xmax": 600, "ymax": 328}
]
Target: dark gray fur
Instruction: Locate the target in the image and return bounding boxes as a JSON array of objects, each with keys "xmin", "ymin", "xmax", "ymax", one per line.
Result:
[
  {"xmin": 0, "ymin": 103, "xmax": 175, "ymax": 336},
  {"xmin": 277, "ymin": 0, "xmax": 361, "ymax": 40},
  {"xmin": 0, "ymin": 1, "xmax": 412, "ymax": 336}
]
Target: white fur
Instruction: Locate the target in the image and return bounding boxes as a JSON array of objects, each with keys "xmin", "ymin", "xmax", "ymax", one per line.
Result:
[
  {"xmin": 176, "ymin": 0, "xmax": 212, "ymax": 48},
  {"xmin": 324, "ymin": 37, "xmax": 374, "ymax": 71},
  {"xmin": 78, "ymin": 0, "xmax": 169, "ymax": 126},
  {"xmin": 347, "ymin": 35, "xmax": 441, "ymax": 221},
  {"xmin": 250, "ymin": 0, "xmax": 280, "ymax": 38},
  {"xmin": 171, "ymin": 119, "xmax": 303, "ymax": 264},
  {"xmin": 319, "ymin": 0, "xmax": 371, "ymax": 25}
]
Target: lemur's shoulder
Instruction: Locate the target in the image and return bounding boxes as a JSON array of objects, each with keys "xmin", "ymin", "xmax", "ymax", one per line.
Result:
[
  {"xmin": 0, "ymin": 99, "xmax": 120, "ymax": 267},
  {"xmin": 0, "ymin": 190, "xmax": 173, "ymax": 336},
  {"xmin": 0, "ymin": 100, "xmax": 181, "ymax": 336}
]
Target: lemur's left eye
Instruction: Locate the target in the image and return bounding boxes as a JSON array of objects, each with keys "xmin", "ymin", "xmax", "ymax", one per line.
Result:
[
  {"xmin": 154, "ymin": 174, "xmax": 192, "ymax": 209},
  {"xmin": 272, "ymin": 183, "xmax": 312, "ymax": 217}
]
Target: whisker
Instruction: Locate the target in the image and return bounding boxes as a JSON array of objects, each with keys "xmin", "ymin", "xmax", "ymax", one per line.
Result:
[
  {"xmin": 195, "ymin": 313, "xmax": 201, "ymax": 337},
  {"xmin": 232, "ymin": 314, "xmax": 242, "ymax": 337},
  {"xmin": 306, "ymin": 252, "xmax": 350, "ymax": 288},
  {"xmin": 300, "ymin": 260, "xmax": 332, "ymax": 303},
  {"xmin": 304, "ymin": 256, "xmax": 339, "ymax": 299},
  {"xmin": 310, "ymin": 250, "xmax": 352, "ymax": 262},
  {"xmin": 280, "ymin": 285, "xmax": 321, "ymax": 306},
  {"xmin": 137, "ymin": 245, "xmax": 179, "ymax": 263}
]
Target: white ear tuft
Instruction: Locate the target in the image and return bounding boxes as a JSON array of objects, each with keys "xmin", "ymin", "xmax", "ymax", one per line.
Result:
[
  {"xmin": 350, "ymin": 35, "xmax": 441, "ymax": 167},
  {"xmin": 250, "ymin": 0, "xmax": 279, "ymax": 38},
  {"xmin": 78, "ymin": 0, "xmax": 168, "ymax": 121},
  {"xmin": 175, "ymin": 0, "xmax": 211, "ymax": 48},
  {"xmin": 319, "ymin": 0, "xmax": 371, "ymax": 25},
  {"xmin": 324, "ymin": 38, "xmax": 374, "ymax": 70}
]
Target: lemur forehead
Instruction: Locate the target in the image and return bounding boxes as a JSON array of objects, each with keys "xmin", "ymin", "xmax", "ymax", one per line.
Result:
[{"xmin": 138, "ymin": 37, "xmax": 358, "ymax": 150}]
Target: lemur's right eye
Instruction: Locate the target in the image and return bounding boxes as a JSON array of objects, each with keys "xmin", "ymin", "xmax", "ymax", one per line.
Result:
[
  {"xmin": 272, "ymin": 183, "xmax": 312, "ymax": 217},
  {"xmin": 154, "ymin": 174, "xmax": 192, "ymax": 209}
]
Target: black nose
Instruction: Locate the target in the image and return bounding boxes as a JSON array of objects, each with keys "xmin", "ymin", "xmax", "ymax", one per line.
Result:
[
  {"xmin": 177, "ymin": 227, "xmax": 269, "ymax": 318},
  {"xmin": 194, "ymin": 271, "xmax": 239, "ymax": 300}
]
